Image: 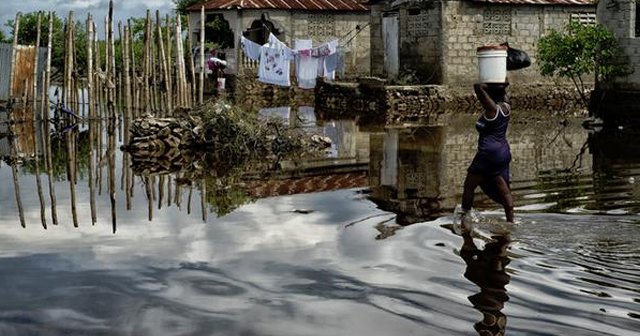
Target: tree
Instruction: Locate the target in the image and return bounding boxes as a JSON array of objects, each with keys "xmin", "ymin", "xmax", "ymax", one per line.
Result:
[
  {"xmin": 537, "ymin": 21, "xmax": 630, "ymax": 107},
  {"xmin": 0, "ymin": 30, "xmax": 8, "ymax": 43},
  {"xmin": 173, "ymin": 0, "xmax": 209, "ymax": 15}
]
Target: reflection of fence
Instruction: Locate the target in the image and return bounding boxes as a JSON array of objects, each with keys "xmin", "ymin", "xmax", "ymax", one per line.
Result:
[{"xmin": 0, "ymin": 43, "xmax": 47, "ymax": 102}]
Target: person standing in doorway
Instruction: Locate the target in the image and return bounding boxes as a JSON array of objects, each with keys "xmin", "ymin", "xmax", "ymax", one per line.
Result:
[{"xmin": 459, "ymin": 82, "xmax": 514, "ymax": 228}]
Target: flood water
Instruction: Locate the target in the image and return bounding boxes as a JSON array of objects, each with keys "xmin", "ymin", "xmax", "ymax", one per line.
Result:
[{"xmin": 0, "ymin": 104, "xmax": 639, "ymax": 336}]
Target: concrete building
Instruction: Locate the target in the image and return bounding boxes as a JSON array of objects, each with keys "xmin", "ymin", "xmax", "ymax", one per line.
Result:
[
  {"xmin": 597, "ymin": 0, "xmax": 640, "ymax": 91},
  {"xmin": 591, "ymin": 0, "xmax": 640, "ymax": 124},
  {"xmin": 368, "ymin": 0, "xmax": 596, "ymax": 85},
  {"xmin": 186, "ymin": 0, "xmax": 372, "ymax": 78}
]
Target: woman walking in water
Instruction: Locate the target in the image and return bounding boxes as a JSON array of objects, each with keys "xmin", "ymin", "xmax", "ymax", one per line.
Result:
[{"xmin": 458, "ymin": 82, "xmax": 514, "ymax": 227}]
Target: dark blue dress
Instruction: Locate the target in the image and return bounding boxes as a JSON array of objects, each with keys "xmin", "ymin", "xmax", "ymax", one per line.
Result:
[{"xmin": 468, "ymin": 102, "xmax": 512, "ymax": 205}]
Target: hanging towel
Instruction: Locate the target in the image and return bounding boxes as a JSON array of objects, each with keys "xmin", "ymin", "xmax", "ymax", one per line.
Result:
[
  {"xmin": 323, "ymin": 40, "xmax": 339, "ymax": 80},
  {"xmin": 294, "ymin": 39, "xmax": 318, "ymax": 90},
  {"xmin": 258, "ymin": 46, "xmax": 292, "ymax": 87},
  {"xmin": 241, "ymin": 36, "xmax": 262, "ymax": 61}
]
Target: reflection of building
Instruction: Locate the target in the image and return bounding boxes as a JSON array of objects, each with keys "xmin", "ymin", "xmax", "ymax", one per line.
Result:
[
  {"xmin": 369, "ymin": 126, "xmax": 452, "ymax": 224},
  {"xmin": 368, "ymin": 116, "xmax": 593, "ymax": 227},
  {"xmin": 589, "ymin": 129, "xmax": 640, "ymax": 213},
  {"xmin": 187, "ymin": 0, "xmax": 371, "ymax": 77}
]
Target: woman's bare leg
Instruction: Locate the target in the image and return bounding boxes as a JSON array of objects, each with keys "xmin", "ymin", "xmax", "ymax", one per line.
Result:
[
  {"xmin": 494, "ymin": 175, "xmax": 514, "ymax": 223},
  {"xmin": 462, "ymin": 173, "xmax": 485, "ymax": 211}
]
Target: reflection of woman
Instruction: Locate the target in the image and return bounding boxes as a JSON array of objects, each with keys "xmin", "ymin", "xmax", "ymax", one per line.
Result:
[
  {"xmin": 460, "ymin": 83, "xmax": 514, "ymax": 225},
  {"xmin": 461, "ymin": 232, "xmax": 511, "ymax": 336}
]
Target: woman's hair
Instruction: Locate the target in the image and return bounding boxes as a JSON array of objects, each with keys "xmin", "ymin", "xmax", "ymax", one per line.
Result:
[{"xmin": 486, "ymin": 83, "xmax": 509, "ymax": 103}]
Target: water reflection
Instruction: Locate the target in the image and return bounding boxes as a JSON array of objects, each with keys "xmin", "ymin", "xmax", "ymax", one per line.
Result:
[
  {"xmin": 0, "ymin": 104, "xmax": 639, "ymax": 335},
  {"xmin": 460, "ymin": 232, "xmax": 511, "ymax": 336},
  {"xmin": 2, "ymin": 107, "xmax": 640, "ymax": 231}
]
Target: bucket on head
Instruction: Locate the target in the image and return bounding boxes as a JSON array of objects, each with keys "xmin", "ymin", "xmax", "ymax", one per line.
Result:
[
  {"xmin": 477, "ymin": 45, "xmax": 508, "ymax": 84},
  {"xmin": 217, "ymin": 77, "xmax": 226, "ymax": 90}
]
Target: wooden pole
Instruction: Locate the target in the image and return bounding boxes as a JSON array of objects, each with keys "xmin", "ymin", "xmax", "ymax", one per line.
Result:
[
  {"xmin": 107, "ymin": 118, "xmax": 117, "ymax": 233},
  {"xmin": 175, "ymin": 15, "xmax": 186, "ymax": 108},
  {"xmin": 123, "ymin": 25, "xmax": 132, "ymax": 139},
  {"xmin": 32, "ymin": 12, "xmax": 42, "ymax": 108},
  {"xmin": 201, "ymin": 180, "xmax": 207, "ymax": 222},
  {"xmin": 142, "ymin": 10, "xmax": 151, "ymax": 114},
  {"xmin": 150, "ymin": 23, "xmax": 158, "ymax": 114},
  {"xmin": 108, "ymin": 0, "xmax": 116, "ymax": 111},
  {"xmin": 127, "ymin": 19, "xmax": 138, "ymax": 117},
  {"xmin": 186, "ymin": 15, "xmax": 196, "ymax": 107},
  {"xmin": 9, "ymin": 133, "xmax": 26, "ymax": 228},
  {"xmin": 199, "ymin": 6, "xmax": 205, "ymax": 104},
  {"xmin": 67, "ymin": 130, "xmax": 78, "ymax": 227},
  {"xmin": 165, "ymin": 14, "xmax": 173, "ymax": 110},
  {"xmin": 91, "ymin": 19, "xmax": 102, "ymax": 119},
  {"xmin": 64, "ymin": 12, "xmax": 74, "ymax": 112},
  {"xmin": 8, "ymin": 12, "xmax": 21, "ymax": 101},
  {"xmin": 33, "ymin": 119, "xmax": 47, "ymax": 229},
  {"xmin": 156, "ymin": 10, "xmax": 171, "ymax": 114},
  {"xmin": 40, "ymin": 13, "xmax": 53, "ymax": 121},
  {"xmin": 88, "ymin": 119, "xmax": 97, "ymax": 225}
]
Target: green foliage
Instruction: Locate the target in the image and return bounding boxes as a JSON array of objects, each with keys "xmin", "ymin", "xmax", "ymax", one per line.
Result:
[
  {"xmin": 205, "ymin": 15, "xmax": 234, "ymax": 49},
  {"xmin": 537, "ymin": 21, "xmax": 629, "ymax": 105},
  {"xmin": 173, "ymin": 0, "xmax": 209, "ymax": 15},
  {"xmin": 0, "ymin": 30, "xmax": 8, "ymax": 43}
]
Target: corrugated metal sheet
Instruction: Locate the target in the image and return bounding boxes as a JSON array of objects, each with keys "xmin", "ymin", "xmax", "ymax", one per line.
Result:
[
  {"xmin": 0, "ymin": 42, "xmax": 47, "ymax": 102},
  {"xmin": 470, "ymin": 0, "xmax": 594, "ymax": 5},
  {"xmin": 190, "ymin": 0, "xmax": 370, "ymax": 11}
]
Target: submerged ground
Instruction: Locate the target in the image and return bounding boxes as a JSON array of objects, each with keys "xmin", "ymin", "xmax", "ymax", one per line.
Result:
[{"xmin": 0, "ymin": 105, "xmax": 638, "ymax": 335}]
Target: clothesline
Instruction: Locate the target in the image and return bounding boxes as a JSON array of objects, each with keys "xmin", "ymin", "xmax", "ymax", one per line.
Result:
[{"xmin": 241, "ymin": 33, "xmax": 344, "ymax": 88}]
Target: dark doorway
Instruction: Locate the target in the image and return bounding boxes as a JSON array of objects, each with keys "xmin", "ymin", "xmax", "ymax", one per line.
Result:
[{"xmin": 243, "ymin": 14, "xmax": 284, "ymax": 45}]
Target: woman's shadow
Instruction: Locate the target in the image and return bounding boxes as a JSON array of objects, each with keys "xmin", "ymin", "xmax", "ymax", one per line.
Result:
[{"xmin": 460, "ymin": 230, "xmax": 512, "ymax": 336}]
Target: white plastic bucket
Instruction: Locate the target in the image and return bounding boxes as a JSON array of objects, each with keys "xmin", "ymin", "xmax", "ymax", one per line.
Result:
[
  {"xmin": 217, "ymin": 77, "xmax": 226, "ymax": 90},
  {"xmin": 477, "ymin": 45, "xmax": 508, "ymax": 83}
]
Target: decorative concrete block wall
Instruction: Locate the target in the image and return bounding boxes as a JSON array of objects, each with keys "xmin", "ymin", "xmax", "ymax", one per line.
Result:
[{"xmin": 443, "ymin": 1, "xmax": 594, "ymax": 85}]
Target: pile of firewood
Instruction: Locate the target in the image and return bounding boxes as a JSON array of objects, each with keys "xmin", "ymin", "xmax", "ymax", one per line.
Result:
[{"xmin": 122, "ymin": 100, "xmax": 332, "ymax": 177}]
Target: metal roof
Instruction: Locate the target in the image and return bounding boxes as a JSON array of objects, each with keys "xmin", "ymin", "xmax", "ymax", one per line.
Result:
[
  {"xmin": 470, "ymin": 0, "xmax": 594, "ymax": 5},
  {"xmin": 189, "ymin": 0, "xmax": 370, "ymax": 11}
]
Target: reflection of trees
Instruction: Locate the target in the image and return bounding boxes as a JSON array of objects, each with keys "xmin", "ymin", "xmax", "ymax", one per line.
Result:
[
  {"xmin": 460, "ymin": 233, "xmax": 511, "ymax": 336},
  {"xmin": 536, "ymin": 169, "xmax": 591, "ymax": 212},
  {"xmin": 21, "ymin": 129, "xmax": 90, "ymax": 181},
  {"xmin": 202, "ymin": 175, "xmax": 253, "ymax": 217}
]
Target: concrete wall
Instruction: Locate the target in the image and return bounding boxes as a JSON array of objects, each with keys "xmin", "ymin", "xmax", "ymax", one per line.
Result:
[
  {"xmin": 597, "ymin": 0, "xmax": 640, "ymax": 90},
  {"xmin": 189, "ymin": 9, "xmax": 371, "ymax": 77},
  {"xmin": 371, "ymin": 1, "xmax": 595, "ymax": 85}
]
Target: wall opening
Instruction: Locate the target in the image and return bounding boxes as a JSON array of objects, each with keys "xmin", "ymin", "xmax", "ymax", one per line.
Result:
[{"xmin": 243, "ymin": 14, "xmax": 284, "ymax": 45}]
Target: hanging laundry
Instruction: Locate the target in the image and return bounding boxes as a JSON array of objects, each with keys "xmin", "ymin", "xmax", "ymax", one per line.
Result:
[
  {"xmin": 258, "ymin": 46, "xmax": 294, "ymax": 87},
  {"xmin": 294, "ymin": 39, "xmax": 318, "ymax": 90},
  {"xmin": 268, "ymin": 33, "xmax": 288, "ymax": 49},
  {"xmin": 323, "ymin": 40, "xmax": 339, "ymax": 80},
  {"xmin": 241, "ymin": 36, "xmax": 261, "ymax": 61}
]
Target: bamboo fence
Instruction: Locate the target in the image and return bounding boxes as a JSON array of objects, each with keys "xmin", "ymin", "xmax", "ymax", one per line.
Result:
[{"xmin": 6, "ymin": 0, "xmax": 204, "ymax": 119}]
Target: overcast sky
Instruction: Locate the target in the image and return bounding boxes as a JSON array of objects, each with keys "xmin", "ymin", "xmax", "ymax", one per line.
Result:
[{"xmin": 0, "ymin": 0, "xmax": 176, "ymax": 35}]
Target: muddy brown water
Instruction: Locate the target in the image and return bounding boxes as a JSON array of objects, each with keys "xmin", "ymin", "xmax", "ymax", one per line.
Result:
[{"xmin": 0, "ymin": 105, "xmax": 638, "ymax": 335}]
